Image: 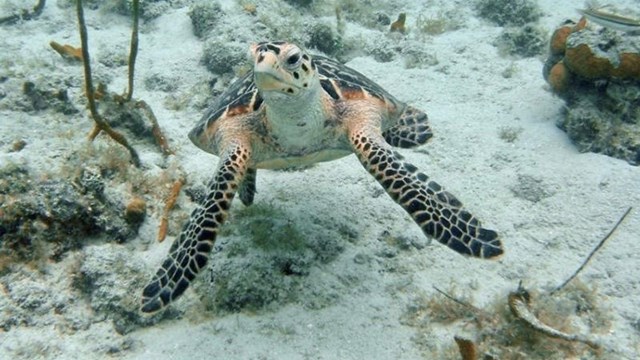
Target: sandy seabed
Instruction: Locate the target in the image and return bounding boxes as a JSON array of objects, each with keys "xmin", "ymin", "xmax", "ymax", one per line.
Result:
[{"xmin": 1, "ymin": 0, "xmax": 639, "ymax": 359}]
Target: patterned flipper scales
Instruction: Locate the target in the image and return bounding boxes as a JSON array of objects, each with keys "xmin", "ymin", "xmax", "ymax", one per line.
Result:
[
  {"xmin": 350, "ymin": 123, "xmax": 503, "ymax": 259},
  {"xmin": 238, "ymin": 168, "xmax": 257, "ymax": 206},
  {"xmin": 140, "ymin": 143, "xmax": 251, "ymax": 313},
  {"xmin": 383, "ymin": 106, "xmax": 433, "ymax": 149}
]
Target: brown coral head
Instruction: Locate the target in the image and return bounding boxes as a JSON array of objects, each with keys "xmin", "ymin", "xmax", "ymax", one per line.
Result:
[
  {"xmin": 564, "ymin": 43, "xmax": 613, "ymax": 79},
  {"xmin": 611, "ymin": 52, "xmax": 640, "ymax": 79},
  {"xmin": 390, "ymin": 13, "xmax": 407, "ymax": 33},
  {"xmin": 548, "ymin": 61, "xmax": 571, "ymax": 93},
  {"xmin": 573, "ymin": 16, "xmax": 587, "ymax": 32},
  {"xmin": 550, "ymin": 25, "xmax": 573, "ymax": 55},
  {"xmin": 125, "ymin": 196, "xmax": 147, "ymax": 224}
]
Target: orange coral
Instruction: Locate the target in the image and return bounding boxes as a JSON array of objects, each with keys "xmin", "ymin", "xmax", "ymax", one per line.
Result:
[
  {"xmin": 549, "ymin": 17, "xmax": 588, "ymax": 56},
  {"xmin": 550, "ymin": 25, "xmax": 573, "ymax": 55},
  {"xmin": 564, "ymin": 43, "xmax": 640, "ymax": 81},
  {"xmin": 611, "ymin": 52, "xmax": 640, "ymax": 79},
  {"xmin": 574, "ymin": 16, "xmax": 587, "ymax": 32},
  {"xmin": 564, "ymin": 43, "xmax": 613, "ymax": 79},
  {"xmin": 390, "ymin": 13, "xmax": 406, "ymax": 34},
  {"xmin": 548, "ymin": 61, "xmax": 571, "ymax": 93},
  {"xmin": 50, "ymin": 41, "xmax": 83, "ymax": 61},
  {"xmin": 157, "ymin": 178, "xmax": 185, "ymax": 242}
]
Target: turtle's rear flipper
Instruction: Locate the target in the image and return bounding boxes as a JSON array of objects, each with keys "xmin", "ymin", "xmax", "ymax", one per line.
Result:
[
  {"xmin": 383, "ymin": 106, "xmax": 433, "ymax": 149},
  {"xmin": 350, "ymin": 124, "xmax": 502, "ymax": 259},
  {"xmin": 140, "ymin": 143, "xmax": 251, "ymax": 313}
]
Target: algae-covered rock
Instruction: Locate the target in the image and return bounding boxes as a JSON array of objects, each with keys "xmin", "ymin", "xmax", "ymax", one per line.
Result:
[
  {"xmin": 201, "ymin": 40, "xmax": 246, "ymax": 75},
  {"xmin": 543, "ymin": 21, "xmax": 640, "ymax": 165},
  {"xmin": 20, "ymin": 81, "xmax": 77, "ymax": 115},
  {"xmin": 305, "ymin": 22, "xmax": 342, "ymax": 57},
  {"xmin": 558, "ymin": 97, "xmax": 640, "ymax": 165},
  {"xmin": 476, "ymin": 0, "xmax": 542, "ymax": 26},
  {"xmin": 188, "ymin": 1, "xmax": 223, "ymax": 39},
  {"xmin": 496, "ymin": 24, "xmax": 547, "ymax": 57},
  {"xmin": 0, "ymin": 163, "xmax": 142, "ymax": 264}
]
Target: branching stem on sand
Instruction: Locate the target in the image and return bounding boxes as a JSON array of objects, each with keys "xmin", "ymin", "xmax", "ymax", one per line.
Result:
[{"xmin": 76, "ymin": 0, "xmax": 140, "ymax": 167}]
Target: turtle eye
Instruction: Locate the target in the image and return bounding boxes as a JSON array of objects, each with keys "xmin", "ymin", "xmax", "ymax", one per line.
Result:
[{"xmin": 286, "ymin": 53, "xmax": 301, "ymax": 66}]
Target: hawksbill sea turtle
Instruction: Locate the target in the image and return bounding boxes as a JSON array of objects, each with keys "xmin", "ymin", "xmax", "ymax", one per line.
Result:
[{"xmin": 140, "ymin": 41, "xmax": 503, "ymax": 313}]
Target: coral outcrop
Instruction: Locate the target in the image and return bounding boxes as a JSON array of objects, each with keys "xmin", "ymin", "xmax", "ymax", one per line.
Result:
[{"xmin": 544, "ymin": 18, "xmax": 640, "ymax": 165}]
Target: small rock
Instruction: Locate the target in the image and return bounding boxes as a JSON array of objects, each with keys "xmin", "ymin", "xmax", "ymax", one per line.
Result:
[{"xmin": 124, "ymin": 196, "xmax": 146, "ymax": 225}]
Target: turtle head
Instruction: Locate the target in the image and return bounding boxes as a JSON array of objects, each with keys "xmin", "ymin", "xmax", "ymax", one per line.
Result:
[{"xmin": 250, "ymin": 41, "xmax": 316, "ymax": 97}]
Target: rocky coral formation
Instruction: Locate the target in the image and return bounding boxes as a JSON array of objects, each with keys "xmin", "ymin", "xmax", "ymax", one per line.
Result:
[
  {"xmin": 0, "ymin": 161, "xmax": 143, "ymax": 266},
  {"xmin": 544, "ymin": 18, "xmax": 640, "ymax": 165},
  {"xmin": 476, "ymin": 0, "xmax": 542, "ymax": 27},
  {"xmin": 495, "ymin": 24, "xmax": 547, "ymax": 57}
]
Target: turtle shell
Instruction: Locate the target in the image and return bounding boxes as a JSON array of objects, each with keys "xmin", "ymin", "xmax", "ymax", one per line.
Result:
[
  {"xmin": 312, "ymin": 55, "xmax": 405, "ymax": 115},
  {"xmin": 189, "ymin": 53, "xmax": 406, "ymax": 152}
]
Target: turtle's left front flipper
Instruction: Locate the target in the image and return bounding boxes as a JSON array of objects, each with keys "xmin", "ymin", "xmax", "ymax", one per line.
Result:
[
  {"xmin": 140, "ymin": 141, "xmax": 251, "ymax": 313},
  {"xmin": 349, "ymin": 122, "xmax": 503, "ymax": 259}
]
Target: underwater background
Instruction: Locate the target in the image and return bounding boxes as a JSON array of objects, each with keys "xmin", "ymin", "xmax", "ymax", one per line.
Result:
[{"xmin": 0, "ymin": 0, "xmax": 639, "ymax": 358}]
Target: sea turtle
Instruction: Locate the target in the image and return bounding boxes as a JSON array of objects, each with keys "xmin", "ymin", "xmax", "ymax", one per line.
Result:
[{"xmin": 140, "ymin": 41, "xmax": 503, "ymax": 313}]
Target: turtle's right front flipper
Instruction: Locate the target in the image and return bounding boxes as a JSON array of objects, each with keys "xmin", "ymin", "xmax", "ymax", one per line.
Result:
[{"xmin": 140, "ymin": 141, "xmax": 251, "ymax": 313}]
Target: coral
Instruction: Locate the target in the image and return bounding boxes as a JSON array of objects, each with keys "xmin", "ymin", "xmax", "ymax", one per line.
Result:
[
  {"xmin": 0, "ymin": 163, "xmax": 143, "ymax": 264},
  {"xmin": 201, "ymin": 40, "xmax": 246, "ymax": 75},
  {"xmin": 21, "ymin": 81, "xmax": 77, "ymax": 115},
  {"xmin": 549, "ymin": 18, "xmax": 585, "ymax": 56},
  {"xmin": 0, "ymin": 0, "xmax": 45, "ymax": 25},
  {"xmin": 305, "ymin": 22, "xmax": 342, "ymax": 56},
  {"xmin": 188, "ymin": 1, "xmax": 223, "ymax": 39},
  {"xmin": 390, "ymin": 13, "xmax": 407, "ymax": 34},
  {"xmin": 157, "ymin": 178, "xmax": 184, "ymax": 242},
  {"xmin": 547, "ymin": 61, "xmax": 571, "ymax": 93},
  {"xmin": 543, "ymin": 20, "xmax": 640, "ymax": 165},
  {"xmin": 124, "ymin": 196, "xmax": 146, "ymax": 225},
  {"xmin": 375, "ymin": 12, "xmax": 391, "ymax": 26},
  {"xmin": 49, "ymin": 41, "xmax": 83, "ymax": 61},
  {"xmin": 495, "ymin": 24, "xmax": 547, "ymax": 57},
  {"xmin": 562, "ymin": 29, "xmax": 640, "ymax": 81},
  {"xmin": 558, "ymin": 98, "xmax": 640, "ymax": 165},
  {"xmin": 476, "ymin": 0, "xmax": 542, "ymax": 27}
]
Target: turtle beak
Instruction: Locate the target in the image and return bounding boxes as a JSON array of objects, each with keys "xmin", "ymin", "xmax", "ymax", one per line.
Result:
[{"xmin": 253, "ymin": 51, "xmax": 286, "ymax": 91}]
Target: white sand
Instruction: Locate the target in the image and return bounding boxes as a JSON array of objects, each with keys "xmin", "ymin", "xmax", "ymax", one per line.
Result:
[{"xmin": 1, "ymin": 0, "xmax": 639, "ymax": 359}]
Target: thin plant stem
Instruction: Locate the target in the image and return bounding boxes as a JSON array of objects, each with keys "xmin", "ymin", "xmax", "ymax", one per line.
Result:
[
  {"xmin": 126, "ymin": 0, "xmax": 139, "ymax": 101},
  {"xmin": 76, "ymin": 0, "xmax": 140, "ymax": 167}
]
